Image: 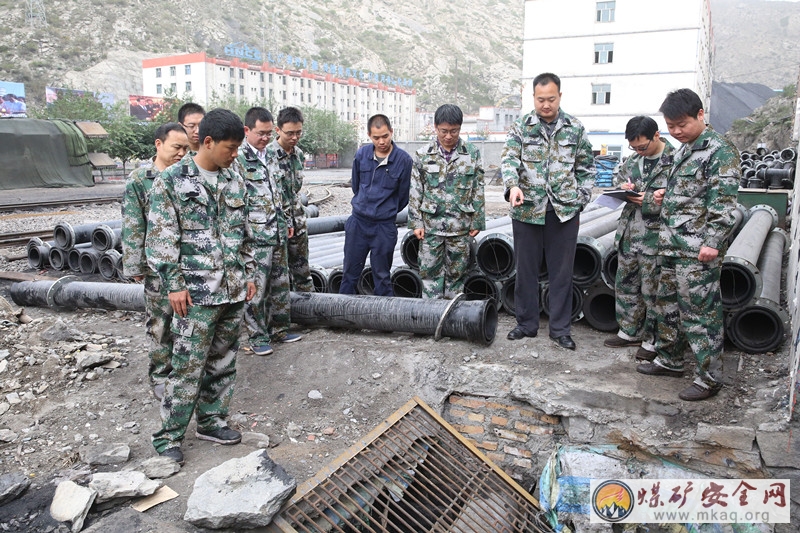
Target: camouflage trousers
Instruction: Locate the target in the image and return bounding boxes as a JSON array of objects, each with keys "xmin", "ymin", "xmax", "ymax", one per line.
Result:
[
  {"xmin": 144, "ymin": 275, "xmax": 173, "ymax": 387},
  {"xmin": 152, "ymin": 301, "xmax": 244, "ymax": 453},
  {"xmin": 244, "ymin": 242, "xmax": 291, "ymax": 345},
  {"xmin": 653, "ymin": 256, "xmax": 724, "ymax": 388},
  {"xmin": 418, "ymin": 233, "xmax": 472, "ymax": 299},
  {"xmin": 287, "ymin": 229, "xmax": 313, "ymax": 292},
  {"xmin": 614, "ymin": 239, "xmax": 659, "ymax": 350}
]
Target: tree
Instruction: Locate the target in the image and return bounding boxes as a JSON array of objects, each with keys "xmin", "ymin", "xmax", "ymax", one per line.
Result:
[
  {"xmin": 298, "ymin": 107, "xmax": 357, "ymax": 157},
  {"xmin": 102, "ymin": 102, "xmax": 159, "ymax": 173}
]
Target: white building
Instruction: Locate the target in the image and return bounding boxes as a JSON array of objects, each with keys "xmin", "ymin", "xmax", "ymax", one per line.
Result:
[
  {"xmin": 141, "ymin": 52, "xmax": 417, "ymax": 141},
  {"xmin": 521, "ymin": 0, "xmax": 713, "ymax": 158}
]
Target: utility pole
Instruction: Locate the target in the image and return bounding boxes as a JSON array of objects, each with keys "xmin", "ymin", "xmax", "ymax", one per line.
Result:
[{"xmin": 26, "ymin": 0, "xmax": 47, "ymax": 28}]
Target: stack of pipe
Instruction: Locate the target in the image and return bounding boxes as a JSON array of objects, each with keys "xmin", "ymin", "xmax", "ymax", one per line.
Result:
[
  {"xmin": 739, "ymin": 146, "xmax": 796, "ymax": 189},
  {"xmin": 27, "ymin": 220, "xmax": 124, "ymax": 279}
]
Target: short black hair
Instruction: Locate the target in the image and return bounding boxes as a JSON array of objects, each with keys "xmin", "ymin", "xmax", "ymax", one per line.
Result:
[
  {"xmin": 154, "ymin": 122, "xmax": 188, "ymax": 143},
  {"xmin": 367, "ymin": 114, "xmax": 392, "ymax": 134},
  {"xmin": 178, "ymin": 102, "xmax": 205, "ymax": 123},
  {"xmin": 624, "ymin": 116, "xmax": 659, "ymax": 142},
  {"xmin": 533, "ymin": 72, "xmax": 561, "ymax": 92},
  {"xmin": 659, "ymin": 89, "xmax": 703, "ymax": 120},
  {"xmin": 277, "ymin": 107, "xmax": 304, "ymax": 128},
  {"xmin": 244, "ymin": 107, "xmax": 274, "ymax": 129},
  {"xmin": 434, "ymin": 104, "xmax": 463, "ymax": 126},
  {"xmin": 198, "ymin": 108, "xmax": 245, "ymax": 143}
]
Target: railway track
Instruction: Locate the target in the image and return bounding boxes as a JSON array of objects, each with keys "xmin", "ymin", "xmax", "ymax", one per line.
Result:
[
  {"xmin": 0, "ymin": 229, "xmax": 53, "ymax": 248},
  {"xmin": 0, "ymin": 196, "xmax": 121, "ymax": 213}
]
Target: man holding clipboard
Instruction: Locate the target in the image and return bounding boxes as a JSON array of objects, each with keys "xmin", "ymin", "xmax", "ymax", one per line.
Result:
[{"xmin": 604, "ymin": 116, "xmax": 674, "ymax": 361}]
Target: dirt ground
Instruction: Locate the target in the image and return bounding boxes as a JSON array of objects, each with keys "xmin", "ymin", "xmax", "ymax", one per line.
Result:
[{"xmin": 0, "ymin": 170, "xmax": 796, "ymax": 532}]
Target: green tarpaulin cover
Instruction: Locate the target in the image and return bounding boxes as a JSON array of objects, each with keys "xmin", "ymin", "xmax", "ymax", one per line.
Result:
[{"xmin": 0, "ymin": 118, "xmax": 94, "ymax": 190}]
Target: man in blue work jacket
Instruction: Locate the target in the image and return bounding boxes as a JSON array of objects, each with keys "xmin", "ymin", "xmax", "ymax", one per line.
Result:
[{"xmin": 340, "ymin": 114, "xmax": 412, "ymax": 296}]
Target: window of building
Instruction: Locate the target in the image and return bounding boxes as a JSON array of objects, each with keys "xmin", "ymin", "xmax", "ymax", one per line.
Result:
[
  {"xmin": 169, "ymin": 66, "xmax": 176, "ymax": 76},
  {"xmin": 269, "ymin": 73, "xmax": 273, "ymax": 83},
  {"xmin": 230, "ymin": 67, "xmax": 234, "ymax": 77},
  {"xmin": 261, "ymin": 88, "xmax": 265, "ymax": 97},
  {"xmin": 260, "ymin": 72, "xmax": 265, "ymax": 82},
  {"xmin": 155, "ymin": 67, "xmax": 162, "ymax": 78},
  {"xmin": 595, "ymin": 43, "xmax": 614, "ymax": 63},
  {"xmin": 592, "ymin": 83, "xmax": 611, "ymax": 104},
  {"xmin": 282, "ymin": 76, "xmax": 287, "ymax": 85},
  {"xmin": 596, "ymin": 1, "xmax": 615, "ymax": 22},
  {"xmin": 239, "ymin": 69, "xmax": 244, "ymax": 79},
  {"xmin": 156, "ymin": 84, "xmax": 162, "ymax": 94},
  {"xmin": 269, "ymin": 89, "xmax": 274, "ymax": 99},
  {"xmin": 300, "ymin": 79, "xmax": 304, "ymax": 88},
  {"xmin": 239, "ymin": 85, "xmax": 244, "ymax": 95},
  {"xmin": 185, "ymin": 81, "xmax": 192, "ymax": 92},
  {"xmin": 282, "ymin": 90, "xmax": 287, "ymax": 100},
  {"xmin": 185, "ymin": 64, "xmax": 191, "ymax": 75},
  {"xmin": 170, "ymin": 82, "xmax": 176, "ymax": 92},
  {"xmin": 229, "ymin": 83, "xmax": 235, "ymax": 94},
  {"xmin": 300, "ymin": 93, "xmax": 304, "ymax": 102}
]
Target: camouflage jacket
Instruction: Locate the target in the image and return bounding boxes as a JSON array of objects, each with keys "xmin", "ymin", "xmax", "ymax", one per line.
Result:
[
  {"xmin": 266, "ymin": 139, "xmax": 306, "ymax": 235},
  {"xmin": 659, "ymin": 127, "xmax": 741, "ymax": 258},
  {"xmin": 121, "ymin": 160, "xmax": 158, "ymax": 278},
  {"xmin": 235, "ymin": 142, "xmax": 291, "ymax": 247},
  {"xmin": 145, "ymin": 153, "xmax": 255, "ymax": 306},
  {"xmin": 409, "ymin": 138, "xmax": 486, "ymax": 236},
  {"xmin": 613, "ymin": 140, "xmax": 675, "ymax": 254},
  {"xmin": 500, "ymin": 109, "xmax": 595, "ymax": 224}
]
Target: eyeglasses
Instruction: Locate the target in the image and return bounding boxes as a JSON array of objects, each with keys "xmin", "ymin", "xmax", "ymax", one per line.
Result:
[
  {"xmin": 253, "ymin": 130, "xmax": 273, "ymax": 139},
  {"xmin": 437, "ymin": 128, "xmax": 461, "ymax": 137},
  {"xmin": 181, "ymin": 122, "xmax": 200, "ymax": 131},
  {"xmin": 628, "ymin": 139, "xmax": 652, "ymax": 153},
  {"xmin": 281, "ymin": 130, "xmax": 303, "ymax": 138}
]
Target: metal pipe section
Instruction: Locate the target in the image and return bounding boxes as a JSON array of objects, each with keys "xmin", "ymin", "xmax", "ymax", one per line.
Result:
[
  {"xmin": 400, "ymin": 231, "xmax": 420, "ymax": 270},
  {"xmin": 327, "ymin": 267, "xmax": 344, "ymax": 294},
  {"xmin": 10, "ymin": 277, "xmax": 146, "ymax": 312},
  {"xmin": 573, "ymin": 235, "xmax": 608, "ymax": 288},
  {"xmin": 91, "ymin": 225, "xmax": 122, "ymax": 252},
  {"xmin": 53, "ymin": 220, "xmax": 122, "ymax": 249},
  {"xmin": 27, "ymin": 238, "xmax": 52, "ymax": 269},
  {"xmin": 463, "ymin": 271, "xmax": 502, "ymax": 310},
  {"xmin": 390, "ymin": 266, "xmax": 423, "ymax": 298},
  {"xmin": 98, "ymin": 250, "xmax": 122, "ymax": 281},
  {"xmin": 289, "ymin": 292, "xmax": 498, "ymax": 345},
  {"xmin": 306, "ymin": 209, "xmax": 408, "ymax": 236},
  {"xmin": 79, "ymin": 248, "xmax": 103, "ymax": 275},
  {"xmin": 540, "ymin": 282, "xmax": 585, "ymax": 323},
  {"xmin": 581, "ymin": 282, "xmax": 618, "ymax": 332},
  {"xmin": 475, "ymin": 232, "xmax": 515, "ymax": 281},
  {"xmin": 309, "ymin": 265, "xmax": 329, "ymax": 293},
  {"xmin": 725, "ymin": 229, "xmax": 790, "ymax": 354},
  {"xmin": 721, "ymin": 205, "xmax": 777, "ymax": 309},
  {"xmin": 48, "ymin": 246, "xmax": 69, "ymax": 271},
  {"xmin": 577, "ymin": 209, "xmax": 622, "ymax": 239},
  {"xmin": 500, "ymin": 277, "xmax": 516, "ymax": 316},
  {"xmin": 67, "ymin": 243, "xmax": 93, "ymax": 272}
]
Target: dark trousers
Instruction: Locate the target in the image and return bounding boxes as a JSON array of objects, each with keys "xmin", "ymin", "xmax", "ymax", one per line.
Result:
[
  {"xmin": 512, "ymin": 212, "xmax": 579, "ymax": 337},
  {"xmin": 339, "ymin": 215, "xmax": 397, "ymax": 296}
]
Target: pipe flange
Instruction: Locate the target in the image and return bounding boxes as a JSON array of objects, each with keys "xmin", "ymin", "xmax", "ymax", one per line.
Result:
[
  {"xmin": 735, "ymin": 203, "xmax": 750, "ymax": 224},
  {"xmin": 752, "ymin": 297, "xmax": 791, "ymax": 331},
  {"xmin": 749, "ymin": 204, "xmax": 778, "ymax": 228},
  {"xmin": 769, "ymin": 227, "xmax": 791, "ymax": 255},
  {"xmin": 46, "ymin": 275, "xmax": 78, "ymax": 308},
  {"xmin": 434, "ymin": 293, "xmax": 466, "ymax": 341}
]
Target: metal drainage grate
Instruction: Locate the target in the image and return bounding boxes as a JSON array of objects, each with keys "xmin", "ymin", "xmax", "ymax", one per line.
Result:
[{"xmin": 269, "ymin": 397, "xmax": 553, "ymax": 533}]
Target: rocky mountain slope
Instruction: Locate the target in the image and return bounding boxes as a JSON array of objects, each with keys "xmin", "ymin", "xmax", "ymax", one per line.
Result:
[
  {"xmin": 1, "ymin": 0, "xmax": 798, "ymax": 112},
  {"xmin": 1, "ymin": 0, "xmax": 524, "ymax": 112}
]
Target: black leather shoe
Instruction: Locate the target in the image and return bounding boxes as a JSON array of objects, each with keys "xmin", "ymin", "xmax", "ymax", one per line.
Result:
[
  {"xmin": 550, "ymin": 335, "xmax": 576, "ymax": 350},
  {"xmin": 507, "ymin": 327, "xmax": 536, "ymax": 341},
  {"xmin": 159, "ymin": 447, "xmax": 184, "ymax": 466},
  {"xmin": 636, "ymin": 362, "xmax": 684, "ymax": 378}
]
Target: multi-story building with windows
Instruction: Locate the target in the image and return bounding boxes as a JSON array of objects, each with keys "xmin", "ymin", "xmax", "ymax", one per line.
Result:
[
  {"xmin": 142, "ymin": 51, "xmax": 417, "ymax": 141},
  {"xmin": 522, "ymin": 0, "xmax": 713, "ymax": 157}
]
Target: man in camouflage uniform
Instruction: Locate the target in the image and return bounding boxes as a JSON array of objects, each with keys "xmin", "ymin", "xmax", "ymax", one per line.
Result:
[
  {"xmin": 501, "ymin": 73, "xmax": 595, "ymax": 350},
  {"xmin": 340, "ymin": 114, "xmax": 412, "ymax": 296},
  {"xmin": 145, "ymin": 109, "xmax": 256, "ymax": 465},
  {"xmin": 636, "ymin": 89, "xmax": 740, "ymax": 401},
  {"xmin": 604, "ymin": 116, "xmax": 674, "ymax": 361},
  {"xmin": 267, "ymin": 106, "xmax": 313, "ymax": 292},
  {"xmin": 236, "ymin": 107, "xmax": 297, "ymax": 355},
  {"xmin": 178, "ymin": 102, "xmax": 205, "ymax": 153},
  {"xmin": 409, "ymin": 104, "xmax": 485, "ymax": 299},
  {"xmin": 122, "ymin": 122, "xmax": 190, "ymax": 400}
]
